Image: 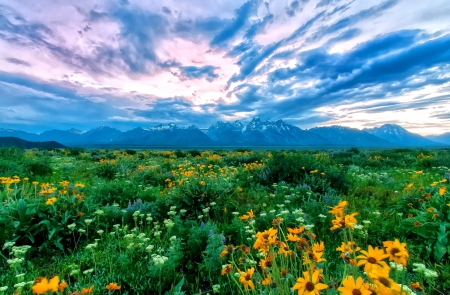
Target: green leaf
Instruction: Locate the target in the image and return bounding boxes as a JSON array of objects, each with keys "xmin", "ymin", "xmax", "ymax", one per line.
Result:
[
  {"xmin": 26, "ymin": 232, "xmax": 35, "ymax": 243},
  {"xmin": 174, "ymin": 277, "xmax": 184, "ymax": 292},
  {"xmin": 38, "ymin": 219, "xmax": 51, "ymax": 230},
  {"xmin": 54, "ymin": 239, "xmax": 64, "ymax": 251},
  {"xmin": 49, "ymin": 228, "xmax": 57, "ymax": 240}
]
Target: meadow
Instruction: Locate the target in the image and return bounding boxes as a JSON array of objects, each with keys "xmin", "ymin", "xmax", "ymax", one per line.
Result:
[{"xmin": 0, "ymin": 146, "xmax": 449, "ymax": 295}]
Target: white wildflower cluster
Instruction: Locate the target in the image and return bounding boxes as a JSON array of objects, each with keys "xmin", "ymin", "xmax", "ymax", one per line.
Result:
[
  {"xmin": 276, "ymin": 204, "xmax": 285, "ymax": 208},
  {"xmin": 67, "ymin": 223, "xmax": 76, "ymax": 231},
  {"xmin": 94, "ymin": 209, "xmax": 104, "ymax": 215},
  {"xmin": 83, "ymin": 268, "xmax": 94, "ymax": 275},
  {"xmin": 269, "ymin": 209, "xmax": 276, "ymax": 214},
  {"xmin": 202, "ymin": 207, "xmax": 210, "ymax": 214},
  {"xmin": 168, "ymin": 206, "xmax": 177, "ymax": 216},
  {"xmin": 113, "ymin": 224, "xmax": 121, "ymax": 230},
  {"xmin": 84, "ymin": 219, "xmax": 93, "ymax": 225},
  {"xmin": 13, "ymin": 282, "xmax": 27, "ymax": 289},
  {"xmin": 78, "ymin": 229, "xmax": 86, "ymax": 233},
  {"xmin": 133, "ymin": 210, "xmax": 140, "ymax": 219},
  {"xmin": 124, "ymin": 234, "xmax": 135, "ymax": 239},
  {"xmin": 169, "ymin": 235, "xmax": 177, "ymax": 242},
  {"xmin": 389, "ymin": 261, "xmax": 406, "ymax": 271},
  {"xmin": 85, "ymin": 243, "xmax": 98, "ymax": 250},
  {"xmin": 318, "ymin": 214, "xmax": 327, "ymax": 219},
  {"xmin": 293, "ymin": 208, "xmax": 304, "ymax": 215},
  {"xmin": 305, "ymin": 224, "xmax": 314, "ymax": 231},
  {"xmin": 398, "ymin": 285, "xmax": 416, "ymax": 295},
  {"xmin": 97, "ymin": 230, "xmax": 104, "ymax": 235},
  {"xmin": 146, "ymin": 245, "xmax": 155, "ymax": 252},
  {"xmin": 210, "ymin": 202, "xmax": 216, "ymax": 206},
  {"xmin": 152, "ymin": 254, "xmax": 168, "ymax": 266},
  {"xmin": 246, "ymin": 259, "xmax": 257, "ymax": 266},
  {"xmin": 412, "ymin": 263, "xmax": 439, "ymax": 278},
  {"xmin": 164, "ymin": 219, "xmax": 175, "ymax": 229},
  {"xmin": 198, "ymin": 215, "xmax": 203, "ymax": 219},
  {"xmin": 0, "ymin": 286, "xmax": 9, "ymax": 292},
  {"xmin": 212, "ymin": 284, "xmax": 220, "ymax": 294},
  {"xmin": 154, "ymin": 231, "xmax": 162, "ymax": 237},
  {"xmin": 3, "ymin": 241, "xmax": 15, "ymax": 250},
  {"xmin": 372, "ymin": 211, "xmax": 381, "ymax": 216},
  {"xmin": 232, "ymin": 212, "xmax": 239, "ymax": 216},
  {"xmin": 7, "ymin": 258, "xmax": 24, "ymax": 267},
  {"xmin": 179, "ymin": 209, "xmax": 187, "ymax": 215},
  {"xmin": 234, "ymin": 272, "xmax": 241, "ymax": 278},
  {"xmin": 11, "ymin": 245, "xmax": 31, "ymax": 258},
  {"xmin": 260, "ymin": 212, "xmax": 267, "ymax": 217},
  {"xmin": 277, "ymin": 210, "xmax": 290, "ymax": 216},
  {"xmin": 362, "ymin": 220, "xmax": 371, "ymax": 225}
]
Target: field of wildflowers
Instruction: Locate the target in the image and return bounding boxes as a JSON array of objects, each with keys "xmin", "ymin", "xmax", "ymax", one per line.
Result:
[{"xmin": 0, "ymin": 147, "xmax": 449, "ymax": 294}]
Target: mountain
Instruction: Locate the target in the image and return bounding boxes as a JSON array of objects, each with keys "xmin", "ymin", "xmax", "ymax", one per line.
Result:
[
  {"xmin": 0, "ymin": 128, "xmax": 40, "ymax": 142},
  {"xmin": 426, "ymin": 132, "xmax": 450, "ymax": 145},
  {"xmin": 116, "ymin": 124, "xmax": 214, "ymax": 146},
  {"xmin": 39, "ymin": 128, "xmax": 83, "ymax": 144},
  {"xmin": 207, "ymin": 116, "xmax": 330, "ymax": 146},
  {"xmin": 2, "ymin": 118, "xmax": 446, "ymax": 147},
  {"xmin": 364, "ymin": 124, "xmax": 441, "ymax": 146},
  {"xmin": 0, "ymin": 137, "xmax": 65, "ymax": 149},
  {"xmin": 308, "ymin": 126, "xmax": 391, "ymax": 147},
  {"xmin": 81, "ymin": 126, "xmax": 122, "ymax": 143}
]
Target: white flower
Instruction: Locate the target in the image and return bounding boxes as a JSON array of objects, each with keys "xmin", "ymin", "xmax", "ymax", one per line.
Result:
[
  {"xmin": 198, "ymin": 215, "xmax": 203, "ymax": 219},
  {"xmin": 179, "ymin": 209, "xmax": 187, "ymax": 214},
  {"xmin": 13, "ymin": 282, "xmax": 26, "ymax": 288},
  {"xmin": 94, "ymin": 210, "xmax": 104, "ymax": 215},
  {"xmin": 97, "ymin": 230, "xmax": 104, "ymax": 235},
  {"xmin": 78, "ymin": 229, "xmax": 86, "ymax": 233},
  {"xmin": 305, "ymin": 224, "xmax": 314, "ymax": 231},
  {"xmin": 0, "ymin": 286, "xmax": 8, "ymax": 291},
  {"xmin": 67, "ymin": 223, "xmax": 76, "ymax": 230},
  {"xmin": 210, "ymin": 202, "xmax": 216, "ymax": 206},
  {"xmin": 232, "ymin": 212, "xmax": 239, "ymax": 216},
  {"xmin": 83, "ymin": 269, "xmax": 94, "ymax": 275},
  {"xmin": 84, "ymin": 219, "xmax": 93, "ymax": 225},
  {"xmin": 362, "ymin": 220, "xmax": 371, "ymax": 224},
  {"xmin": 318, "ymin": 214, "xmax": 327, "ymax": 219}
]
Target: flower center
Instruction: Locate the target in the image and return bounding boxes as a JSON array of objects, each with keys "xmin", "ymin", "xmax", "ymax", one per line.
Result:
[
  {"xmin": 390, "ymin": 248, "xmax": 400, "ymax": 256},
  {"xmin": 352, "ymin": 290, "xmax": 362, "ymax": 295},
  {"xmin": 379, "ymin": 277, "xmax": 391, "ymax": 287},
  {"xmin": 245, "ymin": 274, "xmax": 251, "ymax": 281},
  {"xmin": 367, "ymin": 257, "xmax": 377, "ymax": 264},
  {"xmin": 305, "ymin": 282, "xmax": 315, "ymax": 291}
]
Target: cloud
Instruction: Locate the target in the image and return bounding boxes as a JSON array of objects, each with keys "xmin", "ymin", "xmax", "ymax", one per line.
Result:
[
  {"xmin": 178, "ymin": 65, "xmax": 219, "ymax": 82},
  {"xmin": 4, "ymin": 57, "xmax": 31, "ymax": 67},
  {"xmin": 210, "ymin": 0, "xmax": 258, "ymax": 46}
]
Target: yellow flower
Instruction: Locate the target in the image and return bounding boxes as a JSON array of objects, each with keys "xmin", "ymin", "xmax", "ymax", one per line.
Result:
[
  {"xmin": 58, "ymin": 281, "xmax": 68, "ymax": 293},
  {"xmin": 221, "ymin": 264, "xmax": 232, "ymax": 276},
  {"xmin": 310, "ymin": 169, "xmax": 318, "ymax": 174},
  {"xmin": 336, "ymin": 242, "xmax": 361, "ymax": 256},
  {"xmin": 330, "ymin": 213, "xmax": 358, "ymax": 230},
  {"xmin": 368, "ymin": 269, "xmax": 401, "ymax": 294},
  {"xmin": 404, "ymin": 183, "xmax": 414, "ymax": 190},
  {"xmin": 261, "ymin": 274, "xmax": 272, "ymax": 286},
  {"xmin": 81, "ymin": 286, "xmax": 94, "ymax": 294},
  {"xmin": 439, "ymin": 186, "xmax": 446, "ymax": 196},
  {"xmin": 239, "ymin": 209, "xmax": 255, "ymax": 220},
  {"xmin": 239, "ymin": 267, "xmax": 255, "ymax": 290},
  {"xmin": 383, "ymin": 239, "xmax": 409, "ymax": 266},
  {"xmin": 105, "ymin": 283, "xmax": 121, "ymax": 290},
  {"xmin": 45, "ymin": 197, "xmax": 57, "ymax": 206},
  {"xmin": 313, "ymin": 241, "xmax": 325, "ymax": 252},
  {"xmin": 357, "ymin": 246, "xmax": 389, "ymax": 273},
  {"xmin": 32, "ymin": 276, "xmax": 59, "ymax": 294},
  {"xmin": 288, "ymin": 226, "xmax": 305, "ymax": 234},
  {"xmin": 337, "ymin": 276, "xmax": 371, "ymax": 295},
  {"xmin": 292, "ymin": 270, "xmax": 328, "ymax": 295},
  {"xmin": 200, "ymin": 180, "xmax": 206, "ymax": 185},
  {"xmin": 287, "ymin": 233, "xmax": 301, "ymax": 242},
  {"xmin": 32, "ymin": 181, "xmax": 39, "ymax": 185},
  {"xmin": 415, "ymin": 170, "xmax": 423, "ymax": 174},
  {"xmin": 74, "ymin": 183, "xmax": 85, "ymax": 188}
]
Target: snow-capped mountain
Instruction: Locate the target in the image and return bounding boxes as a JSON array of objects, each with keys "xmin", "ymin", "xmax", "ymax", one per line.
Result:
[
  {"xmin": 364, "ymin": 124, "xmax": 440, "ymax": 146},
  {"xmin": 308, "ymin": 126, "xmax": 391, "ymax": 146},
  {"xmin": 207, "ymin": 116, "xmax": 330, "ymax": 145}
]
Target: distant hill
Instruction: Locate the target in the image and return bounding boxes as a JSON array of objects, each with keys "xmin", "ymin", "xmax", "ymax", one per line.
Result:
[
  {"xmin": 364, "ymin": 124, "xmax": 441, "ymax": 146},
  {"xmin": 0, "ymin": 137, "xmax": 66, "ymax": 149},
  {"xmin": 426, "ymin": 132, "xmax": 450, "ymax": 145},
  {"xmin": 308, "ymin": 126, "xmax": 391, "ymax": 147}
]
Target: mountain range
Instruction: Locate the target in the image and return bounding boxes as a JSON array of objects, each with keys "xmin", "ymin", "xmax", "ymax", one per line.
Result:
[{"xmin": 0, "ymin": 117, "xmax": 447, "ymax": 147}]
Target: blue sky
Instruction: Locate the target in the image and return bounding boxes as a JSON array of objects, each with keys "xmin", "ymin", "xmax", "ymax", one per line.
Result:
[{"xmin": 1, "ymin": 0, "xmax": 450, "ymax": 134}]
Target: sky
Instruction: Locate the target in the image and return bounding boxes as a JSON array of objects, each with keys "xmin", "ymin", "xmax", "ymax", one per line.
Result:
[{"xmin": 1, "ymin": 0, "xmax": 450, "ymax": 135}]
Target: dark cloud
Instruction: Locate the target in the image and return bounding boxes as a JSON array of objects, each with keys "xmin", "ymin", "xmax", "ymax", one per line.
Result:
[
  {"xmin": 210, "ymin": 0, "xmax": 258, "ymax": 46},
  {"xmin": 133, "ymin": 97, "xmax": 218, "ymax": 125},
  {"xmin": 0, "ymin": 72, "xmax": 125, "ymax": 131},
  {"xmin": 162, "ymin": 6, "xmax": 171, "ymax": 15},
  {"xmin": 310, "ymin": 0, "xmax": 399, "ymax": 42},
  {"xmin": 112, "ymin": 9, "xmax": 169, "ymax": 73},
  {"xmin": 244, "ymin": 14, "xmax": 273, "ymax": 39},
  {"xmin": 178, "ymin": 65, "xmax": 219, "ymax": 82},
  {"xmin": 4, "ymin": 57, "xmax": 31, "ymax": 67}
]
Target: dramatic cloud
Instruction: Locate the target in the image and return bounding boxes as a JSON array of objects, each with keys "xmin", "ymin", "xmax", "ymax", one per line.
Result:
[{"xmin": 0, "ymin": 0, "xmax": 449, "ymax": 134}]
